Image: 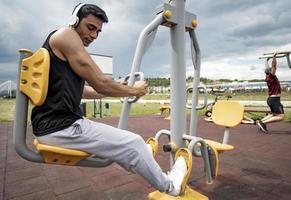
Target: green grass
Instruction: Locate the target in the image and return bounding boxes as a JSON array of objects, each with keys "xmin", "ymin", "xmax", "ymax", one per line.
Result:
[
  {"xmin": 284, "ymin": 112, "xmax": 291, "ymax": 122},
  {"xmin": 1, "ymin": 95, "xmax": 290, "ymax": 122},
  {"xmin": 146, "ymin": 91, "xmax": 291, "ymax": 101},
  {"xmin": 193, "ymin": 91, "xmax": 291, "ymax": 101},
  {"xmin": 0, "ymin": 99, "xmax": 15, "ymax": 121},
  {"xmin": 85, "ymin": 102, "xmax": 162, "ymax": 118}
]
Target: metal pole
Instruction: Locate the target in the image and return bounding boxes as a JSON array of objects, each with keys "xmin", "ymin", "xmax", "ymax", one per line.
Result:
[
  {"xmin": 93, "ymin": 99, "xmax": 96, "ymax": 118},
  {"xmin": 99, "ymin": 99, "xmax": 102, "ymax": 118},
  {"xmin": 118, "ymin": 14, "xmax": 163, "ymax": 129},
  {"xmin": 189, "ymin": 30, "xmax": 201, "ymax": 136},
  {"xmin": 8, "ymin": 80, "xmax": 11, "ymax": 98},
  {"xmin": 222, "ymin": 128, "xmax": 230, "ymax": 144},
  {"xmin": 13, "ymin": 49, "xmax": 44, "ymax": 163},
  {"xmin": 170, "ymin": 0, "xmax": 186, "ymax": 154}
]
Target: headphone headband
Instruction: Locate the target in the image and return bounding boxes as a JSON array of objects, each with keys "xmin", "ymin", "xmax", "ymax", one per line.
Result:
[
  {"xmin": 69, "ymin": 3, "xmax": 86, "ymax": 27},
  {"xmin": 72, "ymin": 3, "xmax": 86, "ymax": 18}
]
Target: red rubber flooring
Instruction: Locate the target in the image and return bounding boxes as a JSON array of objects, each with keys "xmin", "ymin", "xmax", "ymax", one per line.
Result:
[{"xmin": 1, "ymin": 116, "xmax": 291, "ymax": 200}]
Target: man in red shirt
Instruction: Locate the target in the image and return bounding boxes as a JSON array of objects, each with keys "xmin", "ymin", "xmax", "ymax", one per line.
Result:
[{"xmin": 257, "ymin": 52, "xmax": 285, "ymax": 133}]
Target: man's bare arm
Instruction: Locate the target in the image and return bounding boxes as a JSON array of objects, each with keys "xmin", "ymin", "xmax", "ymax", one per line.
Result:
[
  {"xmin": 82, "ymin": 85, "xmax": 104, "ymax": 99},
  {"xmin": 271, "ymin": 52, "xmax": 277, "ymax": 75},
  {"xmin": 50, "ymin": 28, "xmax": 147, "ymax": 97}
]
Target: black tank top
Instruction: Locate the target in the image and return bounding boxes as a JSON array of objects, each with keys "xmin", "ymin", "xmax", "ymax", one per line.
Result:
[{"xmin": 31, "ymin": 31, "xmax": 84, "ymax": 136}]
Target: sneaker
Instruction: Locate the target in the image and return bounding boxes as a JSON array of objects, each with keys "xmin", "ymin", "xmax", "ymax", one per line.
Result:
[
  {"xmin": 167, "ymin": 157, "xmax": 187, "ymax": 196},
  {"xmin": 257, "ymin": 120, "xmax": 268, "ymax": 133}
]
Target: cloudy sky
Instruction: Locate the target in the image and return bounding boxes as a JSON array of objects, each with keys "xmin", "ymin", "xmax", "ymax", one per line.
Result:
[{"xmin": 1, "ymin": 0, "xmax": 291, "ymax": 83}]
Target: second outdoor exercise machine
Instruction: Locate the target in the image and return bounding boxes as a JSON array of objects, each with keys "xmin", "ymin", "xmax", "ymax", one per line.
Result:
[{"xmin": 117, "ymin": 0, "xmax": 228, "ymax": 199}]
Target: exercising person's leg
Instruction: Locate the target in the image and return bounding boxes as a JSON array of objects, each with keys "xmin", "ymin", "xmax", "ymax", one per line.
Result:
[
  {"xmin": 257, "ymin": 97, "xmax": 284, "ymax": 132},
  {"xmin": 263, "ymin": 97, "xmax": 284, "ymax": 123},
  {"xmin": 36, "ymin": 118, "xmax": 187, "ymax": 195}
]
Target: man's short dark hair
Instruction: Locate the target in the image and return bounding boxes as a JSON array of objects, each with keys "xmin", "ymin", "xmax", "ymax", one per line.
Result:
[{"xmin": 77, "ymin": 4, "xmax": 108, "ymax": 23}]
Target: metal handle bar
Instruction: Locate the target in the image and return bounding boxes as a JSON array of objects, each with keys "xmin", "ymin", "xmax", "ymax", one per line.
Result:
[
  {"xmin": 186, "ymin": 86, "xmax": 208, "ymax": 110},
  {"xmin": 262, "ymin": 51, "xmax": 291, "ymax": 55},
  {"xmin": 259, "ymin": 52, "xmax": 291, "ymax": 69},
  {"xmin": 120, "ymin": 72, "xmax": 145, "ymax": 103},
  {"xmin": 259, "ymin": 54, "xmax": 287, "ymax": 59}
]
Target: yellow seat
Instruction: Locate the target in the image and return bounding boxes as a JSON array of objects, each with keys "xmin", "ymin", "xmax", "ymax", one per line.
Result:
[
  {"xmin": 34, "ymin": 139, "xmax": 90, "ymax": 165},
  {"xmin": 212, "ymin": 101, "xmax": 244, "ymax": 127},
  {"xmin": 206, "ymin": 101, "xmax": 243, "ymax": 153},
  {"xmin": 160, "ymin": 105, "xmax": 171, "ymax": 115},
  {"xmin": 204, "ymin": 139, "xmax": 234, "ymax": 153},
  {"xmin": 160, "ymin": 105, "xmax": 171, "ymax": 120}
]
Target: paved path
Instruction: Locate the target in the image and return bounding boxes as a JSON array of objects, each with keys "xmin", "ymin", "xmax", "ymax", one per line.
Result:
[{"xmin": 1, "ymin": 116, "xmax": 291, "ymax": 200}]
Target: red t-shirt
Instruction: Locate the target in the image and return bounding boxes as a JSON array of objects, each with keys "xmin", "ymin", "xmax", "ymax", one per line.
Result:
[{"xmin": 265, "ymin": 73, "xmax": 281, "ymax": 96}]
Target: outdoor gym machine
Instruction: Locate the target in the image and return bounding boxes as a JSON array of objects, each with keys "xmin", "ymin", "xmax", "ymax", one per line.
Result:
[{"xmin": 118, "ymin": 0, "xmax": 217, "ymax": 199}]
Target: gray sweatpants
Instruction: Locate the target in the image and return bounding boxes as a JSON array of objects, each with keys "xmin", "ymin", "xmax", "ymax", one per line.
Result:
[{"xmin": 37, "ymin": 118, "xmax": 171, "ymax": 192}]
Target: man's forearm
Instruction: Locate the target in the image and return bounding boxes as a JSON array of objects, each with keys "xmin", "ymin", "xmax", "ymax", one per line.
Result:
[
  {"xmin": 88, "ymin": 75, "xmax": 140, "ymax": 97},
  {"xmin": 272, "ymin": 58, "xmax": 277, "ymax": 68},
  {"xmin": 82, "ymin": 85, "xmax": 105, "ymax": 99},
  {"xmin": 271, "ymin": 55, "xmax": 277, "ymax": 75}
]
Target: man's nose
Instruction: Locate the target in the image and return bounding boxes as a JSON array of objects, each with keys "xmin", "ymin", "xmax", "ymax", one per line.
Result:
[{"xmin": 91, "ymin": 31, "xmax": 98, "ymax": 39}]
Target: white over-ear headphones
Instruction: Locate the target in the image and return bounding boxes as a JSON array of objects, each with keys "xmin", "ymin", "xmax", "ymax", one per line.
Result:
[{"xmin": 68, "ymin": 3, "xmax": 86, "ymax": 27}]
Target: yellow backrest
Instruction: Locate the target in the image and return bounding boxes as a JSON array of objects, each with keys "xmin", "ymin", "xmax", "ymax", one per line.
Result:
[
  {"xmin": 212, "ymin": 101, "xmax": 244, "ymax": 127},
  {"xmin": 20, "ymin": 48, "xmax": 50, "ymax": 106}
]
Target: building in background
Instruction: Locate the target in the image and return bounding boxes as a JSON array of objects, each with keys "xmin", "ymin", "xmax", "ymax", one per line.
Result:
[{"xmin": 90, "ymin": 54, "xmax": 113, "ymax": 77}]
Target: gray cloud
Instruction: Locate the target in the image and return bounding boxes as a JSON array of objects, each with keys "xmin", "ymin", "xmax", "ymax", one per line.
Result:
[{"xmin": 0, "ymin": 0, "xmax": 290, "ymax": 83}]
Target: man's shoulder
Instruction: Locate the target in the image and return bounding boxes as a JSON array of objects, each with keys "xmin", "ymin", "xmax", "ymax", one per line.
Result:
[
  {"xmin": 50, "ymin": 27, "xmax": 80, "ymax": 48},
  {"xmin": 52, "ymin": 27, "xmax": 76, "ymax": 39}
]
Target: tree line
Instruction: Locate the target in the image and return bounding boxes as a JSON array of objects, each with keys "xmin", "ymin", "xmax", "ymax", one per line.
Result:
[{"xmin": 146, "ymin": 77, "xmax": 265, "ymax": 86}]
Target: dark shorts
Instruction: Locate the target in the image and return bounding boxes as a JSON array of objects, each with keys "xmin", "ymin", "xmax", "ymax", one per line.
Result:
[{"xmin": 267, "ymin": 96, "xmax": 284, "ymax": 114}]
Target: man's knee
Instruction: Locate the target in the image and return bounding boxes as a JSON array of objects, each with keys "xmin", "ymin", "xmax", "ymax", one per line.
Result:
[
  {"xmin": 130, "ymin": 134, "xmax": 145, "ymax": 147},
  {"xmin": 277, "ymin": 113, "xmax": 284, "ymax": 120},
  {"xmin": 273, "ymin": 113, "xmax": 284, "ymax": 120}
]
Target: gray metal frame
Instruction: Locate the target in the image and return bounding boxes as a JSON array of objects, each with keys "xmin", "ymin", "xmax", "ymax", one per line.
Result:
[{"xmin": 118, "ymin": 13, "xmax": 164, "ymax": 129}]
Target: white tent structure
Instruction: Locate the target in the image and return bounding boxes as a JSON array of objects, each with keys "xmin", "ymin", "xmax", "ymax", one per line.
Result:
[
  {"xmin": 0, "ymin": 80, "xmax": 16, "ymax": 98},
  {"xmin": 90, "ymin": 54, "xmax": 113, "ymax": 77}
]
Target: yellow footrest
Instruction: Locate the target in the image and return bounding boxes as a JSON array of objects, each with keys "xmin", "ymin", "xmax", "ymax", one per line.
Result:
[
  {"xmin": 34, "ymin": 139, "xmax": 90, "ymax": 165},
  {"xmin": 175, "ymin": 148, "xmax": 192, "ymax": 194},
  {"xmin": 146, "ymin": 137, "xmax": 159, "ymax": 157},
  {"xmin": 148, "ymin": 186, "xmax": 208, "ymax": 200},
  {"xmin": 204, "ymin": 139, "xmax": 234, "ymax": 153}
]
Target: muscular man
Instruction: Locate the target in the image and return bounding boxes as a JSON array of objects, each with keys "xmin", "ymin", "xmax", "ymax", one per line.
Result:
[
  {"xmin": 257, "ymin": 52, "xmax": 284, "ymax": 133},
  {"xmin": 31, "ymin": 3, "xmax": 188, "ymax": 196}
]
